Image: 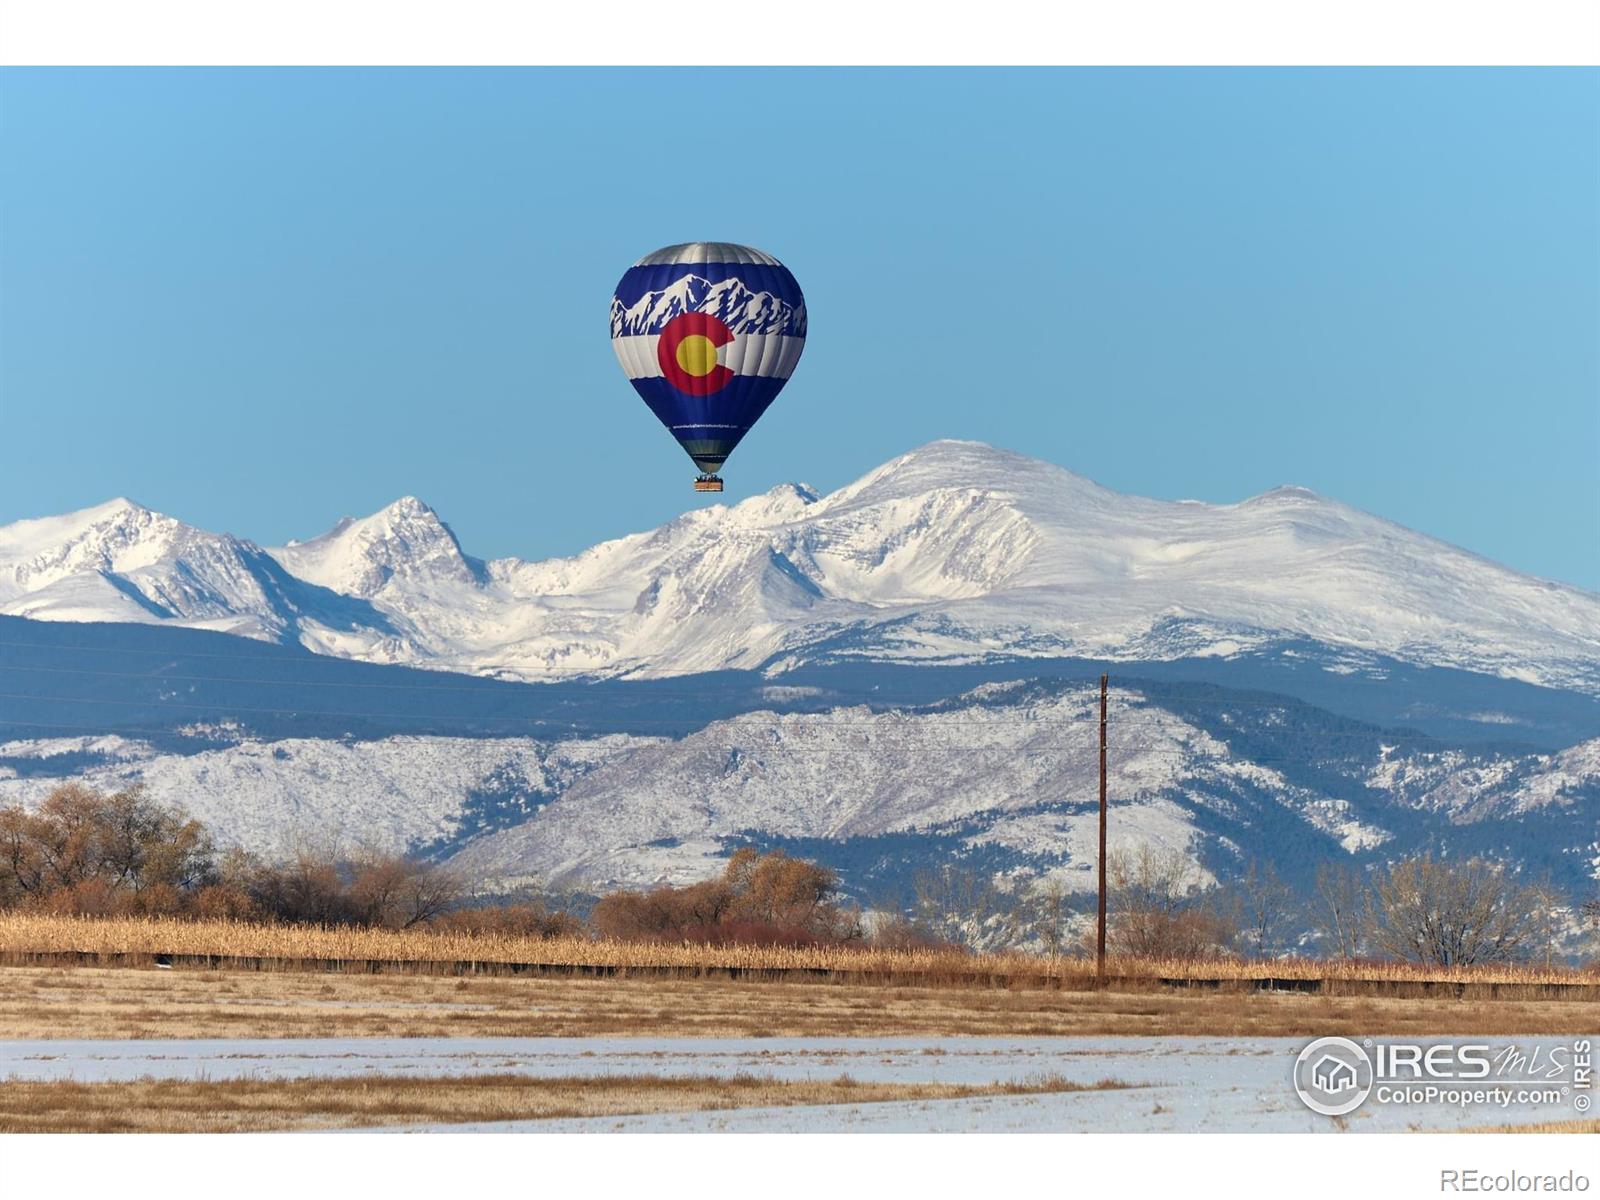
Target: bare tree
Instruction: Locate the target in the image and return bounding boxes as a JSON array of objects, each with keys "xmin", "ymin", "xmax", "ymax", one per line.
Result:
[
  {"xmin": 239, "ymin": 846, "xmax": 350, "ymax": 925},
  {"xmin": 1314, "ymin": 861, "xmax": 1367, "ymax": 960},
  {"xmin": 1579, "ymin": 894, "xmax": 1600, "ymax": 966},
  {"xmin": 590, "ymin": 849, "xmax": 857, "ymax": 944},
  {"xmin": 349, "ymin": 853, "xmax": 463, "ymax": 930},
  {"xmin": 1019, "ymin": 875, "xmax": 1074, "ymax": 960},
  {"xmin": 1368, "ymin": 854, "xmax": 1560, "ymax": 967},
  {"xmin": 912, "ymin": 864, "xmax": 1020, "ymax": 951},
  {"xmin": 1102, "ymin": 845, "xmax": 1232, "ymax": 959},
  {"xmin": 1233, "ymin": 859, "xmax": 1295, "ymax": 958}
]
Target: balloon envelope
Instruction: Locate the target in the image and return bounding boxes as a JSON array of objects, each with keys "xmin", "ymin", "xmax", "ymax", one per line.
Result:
[{"xmin": 611, "ymin": 242, "xmax": 806, "ymax": 477}]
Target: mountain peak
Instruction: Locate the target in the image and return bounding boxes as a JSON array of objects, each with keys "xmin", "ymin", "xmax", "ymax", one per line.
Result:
[
  {"xmin": 270, "ymin": 497, "xmax": 479, "ymax": 598},
  {"xmin": 380, "ymin": 495, "xmax": 436, "ymax": 519},
  {"xmin": 32, "ymin": 496, "xmax": 159, "ymax": 531},
  {"xmin": 95, "ymin": 496, "xmax": 150, "ymax": 517},
  {"xmin": 0, "ymin": 495, "xmax": 294, "ymax": 634},
  {"xmin": 0, "ymin": 496, "xmax": 192, "ymax": 586},
  {"xmin": 4, "ymin": 441, "xmax": 1598, "ymax": 694},
  {"xmin": 1246, "ymin": 484, "xmax": 1325, "ymax": 505},
  {"xmin": 824, "ymin": 440, "xmax": 1113, "ymax": 516},
  {"xmin": 726, "ymin": 482, "xmax": 821, "ymax": 526},
  {"xmin": 874, "ymin": 439, "xmax": 1100, "ymax": 480}
]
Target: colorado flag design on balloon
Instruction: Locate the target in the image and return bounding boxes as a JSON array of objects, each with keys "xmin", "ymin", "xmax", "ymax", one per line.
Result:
[{"xmin": 611, "ymin": 242, "xmax": 806, "ymax": 476}]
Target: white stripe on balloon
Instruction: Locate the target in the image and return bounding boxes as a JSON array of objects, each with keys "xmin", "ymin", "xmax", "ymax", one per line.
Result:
[{"xmin": 610, "ymin": 333, "xmax": 805, "ymax": 381}]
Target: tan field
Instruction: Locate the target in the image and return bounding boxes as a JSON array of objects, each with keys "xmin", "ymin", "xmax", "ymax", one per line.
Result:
[
  {"xmin": 0, "ymin": 963, "xmax": 1593, "ymax": 1039},
  {"xmin": 1, "ymin": 913, "xmax": 1592, "ymax": 997},
  {"xmin": 0, "ymin": 1070, "xmax": 1130, "ymax": 1133},
  {"xmin": 1448, "ymin": 1118, "xmax": 1600, "ymax": 1134}
]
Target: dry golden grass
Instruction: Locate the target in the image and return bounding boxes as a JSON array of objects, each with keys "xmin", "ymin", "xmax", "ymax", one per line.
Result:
[
  {"xmin": 1442, "ymin": 1117, "xmax": 1600, "ymax": 1134},
  {"xmin": 0, "ymin": 1071, "xmax": 1129, "ymax": 1133},
  {"xmin": 1, "ymin": 964, "xmax": 1593, "ymax": 1039},
  {"xmin": 1, "ymin": 912, "xmax": 1591, "ymax": 994}
]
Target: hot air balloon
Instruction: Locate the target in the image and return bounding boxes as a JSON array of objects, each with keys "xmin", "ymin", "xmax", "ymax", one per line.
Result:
[{"xmin": 611, "ymin": 242, "xmax": 806, "ymax": 492}]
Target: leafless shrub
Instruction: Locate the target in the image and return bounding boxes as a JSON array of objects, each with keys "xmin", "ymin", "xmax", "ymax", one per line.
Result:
[
  {"xmin": 864, "ymin": 911, "xmax": 958, "ymax": 952},
  {"xmin": 1017, "ymin": 875, "xmax": 1075, "ymax": 960},
  {"xmin": 223, "ymin": 846, "xmax": 463, "ymax": 930},
  {"xmin": 1228, "ymin": 859, "xmax": 1296, "ymax": 958},
  {"xmin": 911, "ymin": 864, "xmax": 1021, "ymax": 951},
  {"xmin": 591, "ymin": 849, "xmax": 858, "ymax": 944},
  {"xmin": 347, "ymin": 853, "xmax": 463, "ymax": 930},
  {"xmin": 432, "ymin": 901, "xmax": 582, "ymax": 939},
  {"xmin": 1580, "ymin": 895, "xmax": 1600, "ymax": 965},
  {"xmin": 1099, "ymin": 845, "xmax": 1234, "ymax": 958},
  {"xmin": 1314, "ymin": 861, "xmax": 1368, "ymax": 960},
  {"xmin": 1367, "ymin": 853, "xmax": 1560, "ymax": 967}
]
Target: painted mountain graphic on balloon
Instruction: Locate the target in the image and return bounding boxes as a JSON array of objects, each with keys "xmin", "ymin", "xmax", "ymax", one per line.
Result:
[{"xmin": 610, "ymin": 275, "xmax": 808, "ymax": 338}]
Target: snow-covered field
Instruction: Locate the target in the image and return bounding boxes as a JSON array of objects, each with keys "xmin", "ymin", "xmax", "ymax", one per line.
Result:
[{"xmin": 0, "ymin": 1035, "xmax": 1579, "ymax": 1133}]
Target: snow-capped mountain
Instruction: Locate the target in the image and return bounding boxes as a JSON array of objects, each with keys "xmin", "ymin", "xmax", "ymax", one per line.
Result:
[
  {"xmin": 4, "ymin": 680, "xmax": 1593, "ymax": 898},
  {"xmin": 0, "ymin": 731, "xmax": 650, "ymax": 859},
  {"xmin": 3, "ymin": 441, "xmax": 1598, "ymax": 693},
  {"xmin": 273, "ymin": 496, "xmax": 484, "ymax": 599},
  {"xmin": 0, "ymin": 497, "xmax": 377, "ymax": 645},
  {"xmin": 439, "ymin": 682, "xmax": 1600, "ymax": 893},
  {"xmin": 610, "ymin": 275, "xmax": 807, "ymax": 336}
]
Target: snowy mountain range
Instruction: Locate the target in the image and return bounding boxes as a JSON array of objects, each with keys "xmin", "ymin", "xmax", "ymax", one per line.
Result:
[
  {"xmin": 3, "ymin": 440, "xmax": 1597, "ymax": 692},
  {"xmin": 610, "ymin": 274, "xmax": 807, "ymax": 337},
  {"xmin": 3, "ymin": 678, "xmax": 1595, "ymax": 904},
  {"xmin": 2, "ymin": 441, "xmax": 1597, "ymax": 921}
]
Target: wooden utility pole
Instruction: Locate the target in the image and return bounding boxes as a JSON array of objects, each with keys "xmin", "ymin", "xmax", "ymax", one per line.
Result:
[{"xmin": 1096, "ymin": 672, "xmax": 1108, "ymax": 988}]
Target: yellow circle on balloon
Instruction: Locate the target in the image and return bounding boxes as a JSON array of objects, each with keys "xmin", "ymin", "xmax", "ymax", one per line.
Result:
[{"xmin": 675, "ymin": 333, "xmax": 720, "ymax": 377}]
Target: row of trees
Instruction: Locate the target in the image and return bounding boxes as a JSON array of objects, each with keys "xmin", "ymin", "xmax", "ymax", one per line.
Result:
[
  {"xmin": 0, "ymin": 784, "xmax": 853, "ymax": 941},
  {"xmin": 0, "ymin": 784, "xmax": 1587, "ymax": 965},
  {"xmin": 0, "ymin": 784, "xmax": 460, "ymax": 929},
  {"xmin": 906, "ymin": 845, "xmax": 1578, "ymax": 967},
  {"xmin": 1313, "ymin": 855, "xmax": 1567, "ymax": 968},
  {"xmin": 1109, "ymin": 846, "xmax": 1571, "ymax": 966}
]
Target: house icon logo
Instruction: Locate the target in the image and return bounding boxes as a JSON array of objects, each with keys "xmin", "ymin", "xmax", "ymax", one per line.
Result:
[
  {"xmin": 1312, "ymin": 1054, "xmax": 1358, "ymax": 1094},
  {"xmin": 1294, "ymin": 1037, "xmax": 1374, "ymax": 1116}
]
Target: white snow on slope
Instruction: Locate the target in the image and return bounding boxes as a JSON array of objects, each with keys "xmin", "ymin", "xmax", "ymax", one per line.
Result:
[
  {"xmin": 1366, "ymin": 736, "xmax": 1600, "ymax": 820},
  {"xmin": 0, "ymin": 499, "xmax": 295, "ymax": 638},
  {"xmin": 1509, "ymin": 738, "xmax": 1600, "ymax": 813},
  {"xmin": 0, "ymin": 733, "xmax": 650, "ymax": 856},
  {"xmin": 443, "ymin": 687, "xmax": 1393, "ymax": 891},
  {"xmin": 4, "ymin": 693, "xmax": 1586, "ymax": 894},
  {"xmin": 4, "ymin": 442, "xmax": 1598, "ymax": 690}
]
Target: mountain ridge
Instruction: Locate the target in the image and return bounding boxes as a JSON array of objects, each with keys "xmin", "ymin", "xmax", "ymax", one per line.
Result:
[
  {"xmin": 3, "ymin": 441, "xmax": 1597, "ymax": 692},
  {"xmin": 4, "ymin": 612, "xmax": 1596, "ymax": 921}
]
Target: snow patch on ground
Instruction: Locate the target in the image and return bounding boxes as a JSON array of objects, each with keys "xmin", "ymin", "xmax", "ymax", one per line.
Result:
[{"xmin": 1, "ymin": 1035, "xmax": 1579, "ymax": 1134}]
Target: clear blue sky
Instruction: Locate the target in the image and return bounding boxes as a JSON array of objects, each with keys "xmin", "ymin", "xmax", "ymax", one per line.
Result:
[{"xmin": 2, "ymin": 69, "xmax": 1596, "ymax": 587}]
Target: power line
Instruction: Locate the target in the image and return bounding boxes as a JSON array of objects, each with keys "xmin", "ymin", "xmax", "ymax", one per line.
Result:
[
  {"xmin": 0, "ymin": 694, "xmax": 1452, "ymax": 746},
  {"xmin": 0, "ymin": 729, "xmax": 1473, "ymax": 776},
  {"xmin": 0, "ymin": 637, "xmax": 636, "ymax": 672},
  {"xmin": 0, "ymin": 664, "xmax": 1418, "ymax": 723},
  {"xmin": 2, "ymin": 639, "xmax": 1444, "ymax": 708}
]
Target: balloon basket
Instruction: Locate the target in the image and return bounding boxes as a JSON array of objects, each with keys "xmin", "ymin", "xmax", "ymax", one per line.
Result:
[{"xmin": 693, "ymin": 476, "xmax": 724, "ymax": 493}]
